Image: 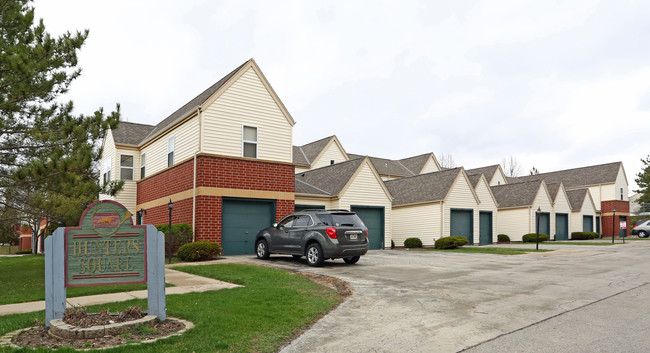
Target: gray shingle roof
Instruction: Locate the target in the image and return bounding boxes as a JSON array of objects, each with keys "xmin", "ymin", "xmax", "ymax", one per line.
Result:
[
  {"xmin": 566, "ymin": 189, "xmax": 588, "ymax": 211},
  {"xmin": 467, "ymin": 174, "xmax": 482, "ymax": 188},
  {"xmin": 385, "ymin": 168, "xmax": 461, "ymax": 206},
  {"xmin": 111, "ymin": 122, "xmax": 155, "ymax": 146},
  {"xmin": 466, "ymin": 165, "xmax": 500, "ymax": 179},
  {"xmin": 517, "ymin": 162, "xmax": 623, "ymax": 188},
  {"xmin": 141, "ymin": 60, "xmax": 249, "ymax": 144},
  {"xmin": 546, "ymin": 183, "xmax": 561, "ymax": 202},
  {"xmin": 292, "ymin": 136, "xmax": 336, "ymax": 166},
  {"xmin": 294, "ymin": 158, "xmax": 365, "ymax": 196},
  {"xmin": 399, "ymin": 153, "xmax": 434, "ymax": 175},
  {"xmin": 491, "ymin": 180, "xmax": 544, "ymax": 208}
]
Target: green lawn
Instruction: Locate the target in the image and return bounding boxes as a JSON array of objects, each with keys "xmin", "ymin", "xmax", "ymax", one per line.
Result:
[
  {"xmin": 0, "ymin": 263, "xmax": 341, "ymax": 352},
  {"xmin": 411, "ymin": 247, "xmax": 552, "ymax": 255},
  {"xmin": 550, "ymin": 242, "xmax": 614, "ymax": 246}
]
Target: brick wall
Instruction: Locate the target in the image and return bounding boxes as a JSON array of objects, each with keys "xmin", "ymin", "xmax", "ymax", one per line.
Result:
[
  {"xmin": 601, "ymin": 200, "xmax": 630, "ymax": 237},
  {"xmin": 138, "ymin": 159, "xmax": 195, "ymax": 204},
  {"xmin": 196, "ymin": 155, "xmax": 294, "ymax": 191}
]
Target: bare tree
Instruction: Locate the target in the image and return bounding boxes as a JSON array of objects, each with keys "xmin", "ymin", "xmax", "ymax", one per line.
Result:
[
  {"xmin": 501, "ymin": 156, "xmax": 523, "ymax": 177},
  {"xmin": 438, "ymin": 153, "xmax": 456, "ymax": 169}
]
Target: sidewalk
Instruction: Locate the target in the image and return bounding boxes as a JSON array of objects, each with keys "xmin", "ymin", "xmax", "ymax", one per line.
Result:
[{"xmin": 0, "ymin": 265, "xmax": 241, "ymax": 316}]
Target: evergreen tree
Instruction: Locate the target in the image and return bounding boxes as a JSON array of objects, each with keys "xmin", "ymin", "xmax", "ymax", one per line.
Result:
[
  {"xmin": 0, "ymin": 0, "xmax": 122, "ymax": 251},
  {"xmin": 634, "ymin": 155, "xmax": 650, "ymax": 207}
]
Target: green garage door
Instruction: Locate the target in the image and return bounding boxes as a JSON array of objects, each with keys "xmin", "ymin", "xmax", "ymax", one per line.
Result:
[
  {"xmin": 537, "ymin": 213, "xmax": 550, "ymax": 235},
  {"xmin": 294, "ymin": 204, "xmax": 325, "ymax": 212},
  {"xmin": 556, "ymin": 213, "xmax": 569, "ymax": 240},
  {"xmin": 583, "ymin": 215, "xmax": 593, "ymax": 232},
  {"xmin": 451, "ymin": 209, "xmax": 473, "ymax": 245},
  {"xmin": 222, "ymin": 198, "xmax": 275, "ymax": 255},
  {"xmin": 479, "ymin": 212, "xmax": 492, "ymax": 245},
  {"xmin": 351, "ymin": 206, "xmax": 384, "ymax": 250}
]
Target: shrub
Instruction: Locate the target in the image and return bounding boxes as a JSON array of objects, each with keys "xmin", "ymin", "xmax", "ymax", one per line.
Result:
[
  {"xmin": 434, "ymin": 236, "xmax": 469, "ymax": 249},
  {"xmin": 571, "ymin": 232, "xmax": 599, "ymax": 240},
  {"xmin": 403, "ymin": 237, "xmax": 423, "ymax": 248},
  {"xmin": 16, "ymin": 249, "xmax": 32, "ymax": 254},
  {"xmin": 522, "ymin": 233, "xmax": 549, "ymax": 242},
  {"xmin": 497, "ymin": 234, "xmax": 510, "ymax": 243},
  {"xmin": 177, "ymin": 241, "xmax": 222, "ymax": 262},
  {"xmin": 391, "ymin": 240, "xmax": 395, "ymax": 249},
  {"xmin": 156, "ymin": 223, "xmax": 193, "ymax": 248}
]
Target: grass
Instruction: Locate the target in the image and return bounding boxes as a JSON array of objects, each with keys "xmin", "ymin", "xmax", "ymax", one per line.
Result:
[
  {"xmin": 411, "ymin": 247, "xmax": 552, "ymax": 255},
  {"xmin": 0, "ymin": 263, "xmax": 342, "ymax": 352},
  {"xmin": 0, "ymin": 256, "xmax": 168, "ymax": 306},
  {"xmin": 550, "ymin": 241, "xmax": 614, "ymax": 246}
]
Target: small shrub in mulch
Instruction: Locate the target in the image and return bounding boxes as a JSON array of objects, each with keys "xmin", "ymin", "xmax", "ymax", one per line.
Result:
[
  {"xmin": 434, "ymin": 236, "xmax": 469, "ymax": 249},
  {"xmin": 403, "ymin": 237, "xmax": 423, "ymax": 248},
  {"xmin": 497, "ymin": 234, "xmax": 510, "ymax": 243},
  {"xmin": 522, "ymin": 233, "xmax": 550, "ymax": 242}
]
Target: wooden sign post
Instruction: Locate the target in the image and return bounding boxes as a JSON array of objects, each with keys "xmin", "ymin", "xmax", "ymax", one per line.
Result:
[{"xmin": 45, "ymin": 200, "xmax": 166, "ymax": 326}]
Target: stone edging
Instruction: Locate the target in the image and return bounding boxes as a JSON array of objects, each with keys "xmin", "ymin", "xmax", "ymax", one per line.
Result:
[{"xmin": 50, "ymin": 315, "xmax": 158, "ymax": 339}]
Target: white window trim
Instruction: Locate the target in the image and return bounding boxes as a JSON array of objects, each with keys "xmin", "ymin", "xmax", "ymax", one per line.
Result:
[
  {"xmin": 119, "ymin": 154, "xmax": 135, "ymax": 181},
  {"xmin": 103, "ymin": 157, "xmax": 112, "ymax": 185},
  {"xmin": 167, "ymin": 136, "xmax": 175, "ymax": 167},
  {"xmin": 140, "ymin": 153, "xmax": 146, "ymax": 179},
  {"xmin": 242, "ymin": 125, "xmax": 258, "ymax": 159}
]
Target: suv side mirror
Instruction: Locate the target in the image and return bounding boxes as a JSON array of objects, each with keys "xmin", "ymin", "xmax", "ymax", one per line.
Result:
[{"xmin": 273, "ymin": 223, "xmax": 278, "ymax": 228}]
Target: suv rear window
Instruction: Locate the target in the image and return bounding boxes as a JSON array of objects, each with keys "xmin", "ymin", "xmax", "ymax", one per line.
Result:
[{"xmin": 315, "ymin": 213, "xmax": 364, "ymax": 227}]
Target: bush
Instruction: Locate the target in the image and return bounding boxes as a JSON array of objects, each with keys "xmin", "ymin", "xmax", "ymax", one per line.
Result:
[
  {"xmin": 522, "ymin": 233, "xmax": 549, "ymax": 242},
  {"xmin": 391, "ymin": 240, "xmax": 395, "ymax": 249},
  {"xmin": 177, "ymin": 241, "xmax": 222, "ymax": 262},
  {"xmin": 571, "ymin": 232, "xmax": 599, "ymax": 240},
  {"xmin": 403, "ymin": 237, "xmax": 423, "ymax": 248},
  {"xmin": 156, "ymin": 223, "xmax": 193, "ymax": 248},
  {"xmin": 16, "ymin": 249, "xmax": 32, "ymax": 254},
  {"xmin": 497, "ymin": 234, "xmax": 510, "ymax": 243},
  {"xmin": 434, "ymin": 236, "xmax": 469, "ymax": 249}
]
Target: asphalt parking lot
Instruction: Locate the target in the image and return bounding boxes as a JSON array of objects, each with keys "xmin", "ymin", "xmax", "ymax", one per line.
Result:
[{"xmin": 232, "ymin": 240, "xmax": 650, "ymax": 353}]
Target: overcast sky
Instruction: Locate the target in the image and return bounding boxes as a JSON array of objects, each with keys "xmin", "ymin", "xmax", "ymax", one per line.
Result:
[{"xmin": 34, "ymin": 0, "xmax": 650, "ymax": 192}]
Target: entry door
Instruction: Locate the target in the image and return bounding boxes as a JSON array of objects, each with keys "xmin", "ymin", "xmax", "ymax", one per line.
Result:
[
  {"xmin": 351, "ymin": 206, "xmax": 384, "ymax": 250},
  {"xmin": 479, "ymin": 212, "xmax": 492, "ymax": 245},
  {"xmin": 619, "ymin": 216, "xmax": 627, "ymax": 237},
  {"xmin": 537, "ymin": 213, "xmax": 550, "ymax": 235},
  {"xmin": 555, "ymin": 213, "xmax": 569, "ymax": 240},
  {"xmin": 583, "ymin": 215, "xmax": 594, "ymax": 232},
  {"xmin": 450, "ymin": 209, "xmax": 474, "ymax": 245}
]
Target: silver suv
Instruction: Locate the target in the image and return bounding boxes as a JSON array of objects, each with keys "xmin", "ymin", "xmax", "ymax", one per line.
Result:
[
  {"xmin": 632, "ymin": 220, "xmax": 650, "ymax": 238},
  {"xmin": 254, "ymin": 209, "xmax": 369, "ymax": 266}
]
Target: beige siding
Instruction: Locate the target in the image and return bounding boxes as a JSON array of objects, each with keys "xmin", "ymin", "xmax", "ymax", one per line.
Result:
[
  {"xmin": 532, "ymin": 186, "xmax": 554, "ymax": 237},
  {"xmin": 490, "ymin": 170, "xmax": 507, "ymax": 186},
  {"xmin": 475, "ymin": 178, "xmax": 498, "ymax": 241},
  {"xmin": 294, "ymin": 197, "xmax": 334, "ymax": 209},
  {"xmin": 587, "ymin": 185, "xmax": 602, "ymax": 210},
  {"xmin": 112, "ymin": 147, "xmax": 140, "ymax": 214},
  {"xmin": 202, "ymin": 67, "xmax": 293, "ymax": 163},
  {"xmin": 443, "ymin": 173, "xmax": 480, "ymax": 244},
  {"xmin": 336, "ymin": 162, "xmax": 392, "ymax": 248},
  {"xmin": 141, "ymin": 115, "xmax": 199, "ymax": 177},
  {"xmin": 99, "ymin": 130, "xmax": 117, "ymax": 202},
  {"xmin": 571, "ymin": 193, "xmax": 598, "ymax": 234},
  {"xmin": 496, "ymin": 208, "xmax": 531, "ymax": 242},
  {"xmin": 613, "ymin": 167, "xmax": 628, "ymax": 201},
  {"xmin": 391, "ymin": 203, "xmax": 441, "ymax": 246},
  {"xmin": 552, "ymin": 187, "xmax": 572, "ymax": 238},
  {"xmin": 311, "ymin": 142, "xmax": 348, "ymax": 170},
  {"xmin": 295, "ymin": 166, "xmax": 310, "ymax": 174},
  {"xmin": 420, "ymin": 157, "xmax": 440, "ymax": 174}
]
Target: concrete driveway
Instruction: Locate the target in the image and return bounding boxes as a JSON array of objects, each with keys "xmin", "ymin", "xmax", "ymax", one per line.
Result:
[{"xmin": 232, "ymin": 241, "xmax": 650, "ymax": 352}]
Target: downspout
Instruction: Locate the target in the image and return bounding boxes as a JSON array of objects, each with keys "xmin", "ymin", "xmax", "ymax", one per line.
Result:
[{"xmin": 192, "ymin": 107, "xmax": 202, "ymax": 242}]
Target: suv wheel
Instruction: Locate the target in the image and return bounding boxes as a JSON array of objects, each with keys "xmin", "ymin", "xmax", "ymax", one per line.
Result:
[
  {"xmin": 256, "ymin": 239, "xmax": 270, "ymax": 259},
  {"xmin": 306, "ymin": 243, "xmax": 324, "ymax": 267},
  {"xmin": 639, "ymin": 230, "xmax": 648, "ymax": 238},
  {"xmin": 343, "ymin": 256, "xmax": 360, "ymax": 264}
]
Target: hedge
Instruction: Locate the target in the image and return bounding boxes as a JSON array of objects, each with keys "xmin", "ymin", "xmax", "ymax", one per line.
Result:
[
  {"xmin": 403, "ymin": 237, "xmax": 423, "ymax": 248},
  {"xmin": 177, "ymin": 241, "xmax": 222, "ymax": 262},
  {"xmin": 434, "ymin": 236, "xmax": 469, "ymax": 249},
  {"xmin": 497, "ymin": 234, "xmax": 510, "ymax": 243},
  {"xmin": 522, "ymin": 233, "xmax": 549, "ymax": 242},
  {"xmin": 571, "ymin": 231, "xmax": 599, "ymax": 240},
  {"xmin": 156, "ymin": 223, "xmax": 193, "ymax": 248}
]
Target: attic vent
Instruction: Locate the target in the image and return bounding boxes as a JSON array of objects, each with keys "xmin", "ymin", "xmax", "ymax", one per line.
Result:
[{"xmin": 330, "ymin": 160, "xmax": 335, "ymax": 165}]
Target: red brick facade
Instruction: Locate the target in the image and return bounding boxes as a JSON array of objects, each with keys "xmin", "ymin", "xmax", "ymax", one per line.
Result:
[
  {"xmin": 137, "ymin": 155, "xmax": 294, "ymax": 244},
  {"xmin": 601, "ymin": 200, "xmax": 630, "ymax": 237}
]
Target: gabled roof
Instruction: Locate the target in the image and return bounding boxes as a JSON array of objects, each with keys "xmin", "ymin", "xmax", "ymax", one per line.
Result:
[
  {"xmin": 566, "ymin": 189, "xmax": 589, "ymax": 211},
  {"xmin": 491, "ymin": 180, "xmax": 545, "ymax": 208},
  {"xmin": 384, "ymin": 168, "xmax": 463, "ymax": 206},
  {"xmin": 293, "ymin": 136, "xmax": 337, "ymax": 166},
  {"xmin": 399, "ymin": 153, "xmax": 439, "ymax": 175},
  {"xmin": 517, "ymin": 162, "xmax": 624, "ymax": 188},
  {"xmin": 111, "ymin": 122, "xmax": 155, "ymax": 146},
  {"xmin": 294, "ymin": 158, "xmax": 364, "ymax": 196},
  {"xmin": 466, "ymin": 165, "xmax": 500, "ymax": 178},
  {"xmin": 467, "ymin": 174, "xmax": 482, "ymax": 188},
  {"xmin": 546, "ymin": 183, "xmax": 562, "ymax": 203}
]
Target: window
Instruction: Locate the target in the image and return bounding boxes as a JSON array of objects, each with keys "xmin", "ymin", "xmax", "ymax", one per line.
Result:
[
  {"xmin": 140, "ymin": 154, "xmax": 146, "ymax": 179},
  {"xmin": 103, "ymin": 158, "xmax": 112, "ymax": 185},
  {"xmin": 167, "ymin": 136, "xmax": 175, "ymax": 167},
  {"xmin": 293, "ymin": 215, "xmax": 313, "ymax": 227},
  {"xmin": 278, "ymin": 216, "xmax": 296, "ymax": 228},
  {"xmin": 620, "ymin": 188, "xmax": 624, "ymax": 201},
  {"xmin": 243, "ymin": 126, "xmax": 257, "ymax": 158},
  {"xmin": 120, "ymin": 155, "xmax": 134, "ymax": 181}
]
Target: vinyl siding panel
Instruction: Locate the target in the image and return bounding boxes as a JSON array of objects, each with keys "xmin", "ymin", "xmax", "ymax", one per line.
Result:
[
  {"xmin": 420, "ymin": 158, "xmax": 440, "ymax": 174},
  {"xmin": 443, "ymin": 174, "xmax": 479, "ymax": 243},
  {"xmin": 475, "ymin": 179, "xmax": 498, "ymax": 241},
  {"xmin": 391, "ymin": 203, "xmax": 441, "ymax": 246},
  {"xmin": 496, "ymin": 208, "xmax": 530, "ymax": 242},
  {"xmin": 336, "ymin": 163, "xmax": 392, "ymax": 248},
  {"xmin": 99, "ymin": 130, "xmax": 116, "ymax": 202},
  {"xmin": 532, "ymin": 186, "xmax": 554, "ymax": 237},
  {"xmin": 295, "ymin": 166, "xmax": 310, "ymax": 174},
  {"xmin": 614, "ymin": 167, "xmax": 628, "ymax": 201},
  {"xmin": 587, "ymin": 186, "xmax": 602, "ymax": 210},
  {"xmin": 490, "ymin": 171, "xmax": 507, "ymax": 186},
  {"xmin": 202, "ymin": 68, "xmax": 292, "ymax": 163},
  {"xmin": 571, "ymin": 193, "xmax": 598, "ymax": 234},
  {"xmin": 552, "ymin": 188, "xmax": 572, "ymax": 238},
  {"xmin": 311, "ymin": 142, "xmax": 348, "ymax": 170},
  {"xmin": 113, "ymin": 147, "xmax": 140, "ymax": 214},
  {"xmin": 141, "ymin": 115, "xmax": 199, "ymax": 177},
  {"xmin": 293, "ymin": 197, "xmax": 333, "ymax": 209}
]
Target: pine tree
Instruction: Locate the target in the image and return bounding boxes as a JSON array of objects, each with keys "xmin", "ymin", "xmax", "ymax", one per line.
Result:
[
  {"xmin": 634, "ymin": 155, "xmax": 650, "ymax": 207},
  {"xmin": 0, "ymin": 0, "xmax": 122, "ymax": 252}
]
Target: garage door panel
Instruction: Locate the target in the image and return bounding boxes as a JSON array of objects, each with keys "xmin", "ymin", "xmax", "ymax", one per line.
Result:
[
  {"xmin": 351, "ymin": 206, "xmax": 384, "ymax": 250},
  {"xmin": 222, "ymin": 199, "xmax": 275, "ymax": 255}
]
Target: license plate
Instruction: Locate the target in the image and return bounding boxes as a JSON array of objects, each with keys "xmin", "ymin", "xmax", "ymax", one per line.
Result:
[{"xmin": 350, "ymin": 234, "xmax": 358, "ymax": 240}]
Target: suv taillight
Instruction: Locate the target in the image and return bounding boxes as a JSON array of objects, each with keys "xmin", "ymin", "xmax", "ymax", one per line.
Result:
[
  {"xmin": 366, "ymin": 229, "xmax": 369, "ymax": 238},
  {"xmin": 326, "ymin": 227, "xmax": 337, "ymax": 239}
]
